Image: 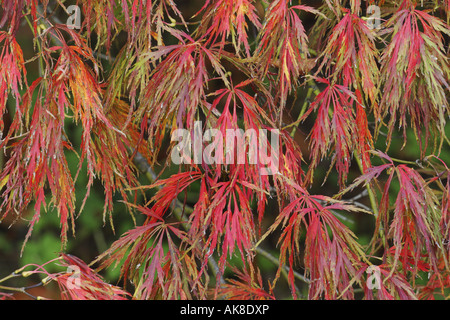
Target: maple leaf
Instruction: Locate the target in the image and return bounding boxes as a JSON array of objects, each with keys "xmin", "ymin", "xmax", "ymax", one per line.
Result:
[
  {"xmin": 354, "ymin": 264, "xmax": 417, "ymax": 300},
  {"xmin": 194, "ymin": 0, "xmax": 262, "ymax": 57},
  {"xmin": 258, "ymin": 177, "xmax": 368, "ymax": 299},
  {"xmin": 55, "ymin": 254, "xmax": 130, "ymax": 300},
  {"xmin": 418, "ymin": 270, "xmax": 450, "ymax": 300},
  {"xmin": 0, "ymin": 23, "xmax": 141, "ymax": 250},
  {"xmin": 218, "ymin": 266, "xmax": 275, "ymax": 300},
  {"xmin": 343, "ymin": 151, "xmax": 446, "ymax": 277},
  {"xmin": 94, "ymin": 206, "xmax": 204, "ymax": 300},
  {"xmin": 379, "ymin": 2, "xmax": 450, "ymax": 151},
  {"xmin": 0, "ymin": 254, "xmax": 130, "ymax": 300},
  {"xmin": 135, "ymin": 32, "xmax": 228, "ymax": 164},
  {"xmin": 2, "ymin": 0, "xmax": 450, "ymax": 302},
  {"xmin": 254, "ymin": 1, "xmax": 320, "ymax": 109},
  {"xmin": 301, "ymin": 78, "xmax": 359, "ymax": 188},
  {"xmin": 317, "ymin": 9, "xmax": 379, "ymax": 107},
  {"xmin": 0, "ymin": 32, "xmax": 26, "ymax": 141},
  {"xmin": 0, "ymin": 0, "xmax": 25, "ymax": 35},
  {"xmin": 0, "ymin": 77, "xmax": 76, "ymax": 252}
]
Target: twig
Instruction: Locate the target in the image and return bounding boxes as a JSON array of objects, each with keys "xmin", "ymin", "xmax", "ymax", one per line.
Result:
[
  {"xmin": 346, "ymin": 201, "xmax": 373, "ymax": 213},
  {"xmin": 34, "ymin": 4, "xmax": 114, "ymax": 62},
  {"xmin": 255, "ymin": 246, "xmax": 310, "ymax": 289},
  {"xmin": 346, "ymin": 189, "xmax": 369, "ymax": 202},
  {"xmin": 0, "ymin": 281, "xmax": 45, "ymax": 300},
  {"xmin": 289, "ymin": 79, "xmax": 321, "ymax": 138}
]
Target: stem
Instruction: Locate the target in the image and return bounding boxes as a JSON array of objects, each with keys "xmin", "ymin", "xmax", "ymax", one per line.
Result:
[
  {"xmin": 353, "ymin": 151, "xmax": 386, "ymax": 250},
  {"xmin": 288, "ymin": 80, "xmax": 321, "ymax": 138},
  {"xmin": 0, "ymin": 272, "xmax": 19, "ymax": 284},
  {"xmin": 386, "ymin": 156, "xmax": 418, "ymax": 166},
  {"xmin": 23, "ymin": 11, "xmax": 45, "ymax": 78},
  {"xmin": 255, "ymin": 247, "xmax": 310, "ymax": 284},
  {"xmin": 353, "ymin": 153, "xmax": 379, "ymax": 217},
  {"xmin": 0, "ymin": 284, "xmax": 41, "ymax": 300}
]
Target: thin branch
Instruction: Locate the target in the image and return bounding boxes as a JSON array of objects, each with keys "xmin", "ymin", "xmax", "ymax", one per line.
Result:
[
  {"xmin": 0, "ymin": 282, "xmax": 44, "ymax": 300},
  {"xmin": 255, "ymin": 246, "xmax": 310, "ymax": 284},
  {"xmin": 346, "ymin": 189, "xmax": 369, "ymax": 202},
  {"xmin": 346, "ymin": 201, "xmax": 373, "ymax": 213}
]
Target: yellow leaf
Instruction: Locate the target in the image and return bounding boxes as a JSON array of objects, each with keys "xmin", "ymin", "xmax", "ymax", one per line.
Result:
[{"xmin": 0, "ymin": 174, "xmax": 9, "ymax": 190}]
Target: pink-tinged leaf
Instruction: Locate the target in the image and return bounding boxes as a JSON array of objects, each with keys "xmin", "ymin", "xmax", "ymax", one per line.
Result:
[
  {"xmin": 218, "ymin": 266, "xmax": 275, "ymax": 300},
  {"xmin": 379, "ymin": 3, "xmax": 450, "ymax": 150},
  {"xmin": 94, "ymin": 215, "xmax": 203, "ymax": 299},
  {"xmin": 194, "ymin": 0, "xmax": 262, "ymax": 57},
  {"xmin": 317, "ymin": 11, "xmax": 379, "ymax": 107},
  {"xmin": 356, "ymin": 264, "xmax": 417, "ymax": 300},
  {"xmin": 0, "ymin": 33, "xmax": 26, "ymax": 138},
  {"xmin": 259, "ymin": 185, "xmax": 368, "ymax": 299},
  {"xmin": 55, "ymin": 254, "xmax": 130, "ymax": 300},
  {"xmin": 302, "ymin": 79, "xmax": 359, "ymax": 188},
  {"xmin": 255, "ymin": 1, "xmax": 319, "ymax": 108}
]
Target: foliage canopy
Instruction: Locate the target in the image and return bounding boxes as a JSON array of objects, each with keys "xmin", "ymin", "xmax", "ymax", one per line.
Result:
[{"xmin": 1, "ymin": 0, "xmax": 450, "ymax": 300}]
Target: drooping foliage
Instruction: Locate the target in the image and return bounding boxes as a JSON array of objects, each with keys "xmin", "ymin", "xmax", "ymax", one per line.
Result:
[{"xmin": 0, "ymin": 0, "xmax": 450, "ymax": 301}]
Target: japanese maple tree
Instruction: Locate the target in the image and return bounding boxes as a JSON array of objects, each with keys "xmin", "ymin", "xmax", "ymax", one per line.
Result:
[{"xmin": 0, "ymin": 0, "xmax": 450, "ymax": 300}]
